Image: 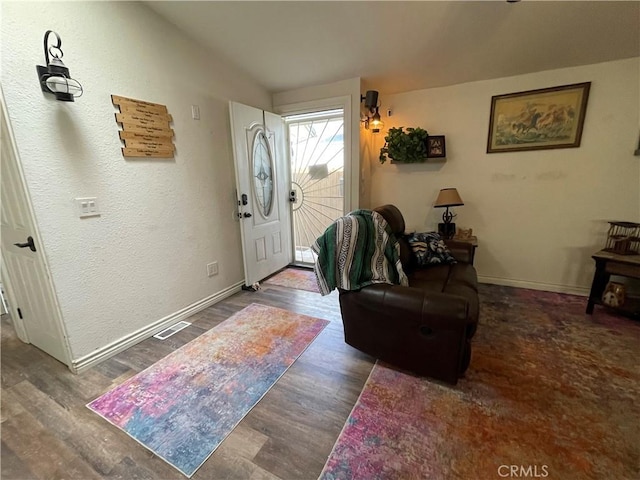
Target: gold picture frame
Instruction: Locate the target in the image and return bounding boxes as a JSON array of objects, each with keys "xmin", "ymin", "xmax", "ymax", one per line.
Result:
[{"xmin": 486, "ymin": 82, "xmax": 590, "ymax": 153}]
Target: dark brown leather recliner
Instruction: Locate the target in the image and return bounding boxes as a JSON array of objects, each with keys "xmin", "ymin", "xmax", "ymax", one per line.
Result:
[{"xmin": 338, "ymin": 204, "xmax": 479, "ymax": 385}]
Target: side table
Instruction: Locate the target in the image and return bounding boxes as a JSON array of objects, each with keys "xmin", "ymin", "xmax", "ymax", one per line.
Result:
[
  {"xmin": 446, "ymin": 236, "xmax": 478, "ymax": 265},
  {"xmin": 586, "ymin": 250, "xmax": 640, "ymax": 319}
]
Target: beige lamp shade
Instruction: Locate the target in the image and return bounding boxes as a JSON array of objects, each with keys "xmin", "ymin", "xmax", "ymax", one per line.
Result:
[{"xmin": 434, "ymin": 188, "xmax": 464, "ymax": 207}]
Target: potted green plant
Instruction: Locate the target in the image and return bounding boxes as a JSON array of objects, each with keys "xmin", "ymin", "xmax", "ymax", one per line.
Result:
[{"xmin": 379, "ymin": 127, "xmax": 430, "ymax": 164}]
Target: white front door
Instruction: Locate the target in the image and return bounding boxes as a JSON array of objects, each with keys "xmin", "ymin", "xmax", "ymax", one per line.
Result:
[
  {"xmin": 0, "ymin": 88, "xmax": 70, "ymax": 365},
  {"xmin": 229, "ymin": 102, "xmax": 292, "ymax": 286}
]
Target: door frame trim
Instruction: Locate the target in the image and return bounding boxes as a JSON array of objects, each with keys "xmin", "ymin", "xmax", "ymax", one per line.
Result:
[{"xmin": 0, "ymin": 85, "xmax": 72, "ymax": 366}]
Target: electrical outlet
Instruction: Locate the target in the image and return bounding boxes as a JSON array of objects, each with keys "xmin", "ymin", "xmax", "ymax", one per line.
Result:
[{"xmin": 207, "ymin": 261, "xmax": 219, "ymax": 277}]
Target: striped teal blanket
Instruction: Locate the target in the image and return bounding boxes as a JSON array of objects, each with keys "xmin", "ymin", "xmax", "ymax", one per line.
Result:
[{"xmin": 311, "ymin": 209, "xmax": 408, "ymax": 296}]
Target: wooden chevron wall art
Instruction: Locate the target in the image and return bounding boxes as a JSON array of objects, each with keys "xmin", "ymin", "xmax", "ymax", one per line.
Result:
[{"xmin": 112, "ymin": 95, "xmax": 175, "ymax": 158}]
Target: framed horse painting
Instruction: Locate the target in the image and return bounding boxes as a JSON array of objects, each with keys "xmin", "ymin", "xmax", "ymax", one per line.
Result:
[{"xmin": 486, "ymin": 82, "xmax": 590, "ymax": 153}]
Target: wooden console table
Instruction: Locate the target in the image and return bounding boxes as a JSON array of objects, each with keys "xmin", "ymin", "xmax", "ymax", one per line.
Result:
[{"xmin": 586, "ymin": 250, "xmax": 640, "ymax": 319}]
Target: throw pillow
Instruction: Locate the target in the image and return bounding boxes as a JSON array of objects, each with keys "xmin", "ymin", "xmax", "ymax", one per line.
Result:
[{"xmin": 406, "ymin": 232, "xmax": 457, "ymax": 266}]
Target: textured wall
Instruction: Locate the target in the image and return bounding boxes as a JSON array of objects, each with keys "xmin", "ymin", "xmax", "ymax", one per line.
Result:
[
  {"xmin": 368, "ymin": 58, "xmax": 639, "ymax": 294},
  {"xmin": 1, "ymin": 1, "xmax": 272, "ymax": 359}
]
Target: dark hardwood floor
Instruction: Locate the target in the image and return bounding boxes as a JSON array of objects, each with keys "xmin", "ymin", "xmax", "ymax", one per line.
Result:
[{"xmin": 1, "ymin": 283, "xmax": 375, "ymax": 480}]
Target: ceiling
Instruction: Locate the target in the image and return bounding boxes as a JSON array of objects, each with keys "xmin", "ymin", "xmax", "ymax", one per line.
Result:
[{"xmin": 146, "ymin": 1, "xmax": 640, "ymax": 95}]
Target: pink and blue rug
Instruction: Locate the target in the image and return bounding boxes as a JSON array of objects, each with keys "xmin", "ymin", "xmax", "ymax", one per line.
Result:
[
  {"xmin": 320, "ymin": 284, "xmax": 640, "ymax": 480},
  {"xmin": 87, "ymin": 303, "xmax": 328, "ymax": 477},
  {"xmin": 264, "ymin": 267, "xmax": 320, "ymax": 293}
]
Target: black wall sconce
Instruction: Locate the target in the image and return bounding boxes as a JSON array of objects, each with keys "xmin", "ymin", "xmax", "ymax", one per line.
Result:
[
  {"xmin": 36, "ymin": 30, "xmax": 83, "ymax": 102},
  {"xmin": 361, "ymin": 90, "xmax": 384, "ymax": 133}
]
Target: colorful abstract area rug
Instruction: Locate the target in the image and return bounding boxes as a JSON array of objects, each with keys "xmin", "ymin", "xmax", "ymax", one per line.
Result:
[
  {"xmin": 264, "ymin": 267, "xmax": 320, "ymax": 293},
  {"xmin": 87, "ymin": 303, "xmax": 328, "ymax": 477},
  {"xmin": 320, "ymin": 284, "xmax": 640, "ymax": 480}
]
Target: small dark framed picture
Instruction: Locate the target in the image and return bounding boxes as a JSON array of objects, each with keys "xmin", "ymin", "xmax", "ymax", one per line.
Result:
[{"xmin": 427, "ymin": 135, "xmax": 446, "ymax": 158}]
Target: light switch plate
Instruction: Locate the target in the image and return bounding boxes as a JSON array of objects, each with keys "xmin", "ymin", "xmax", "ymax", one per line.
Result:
[
  {"xmin": 191, "ymin": 105, "xmax": 200, "ymax": 120},
  {"xmin": 75, "ymin": 197, "xmax": 100, "ymax": 218},
  {"xmin": 207, "ymin": 261, "xmax": 218, "ymax": 277}
]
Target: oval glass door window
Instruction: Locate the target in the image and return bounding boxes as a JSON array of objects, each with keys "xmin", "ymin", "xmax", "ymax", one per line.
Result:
[{"xmin": 252, "ymin": 129, "xmax": 274, "ymax": 217}]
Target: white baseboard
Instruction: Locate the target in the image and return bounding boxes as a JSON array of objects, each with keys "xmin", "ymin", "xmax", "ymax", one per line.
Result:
[
  {"xmin": 71, "ymin": 281, "xmax": 244, "ymax": 373},
  {"xmin": 478, "ymin": 275, "xmax": 589, "ymax": 297}
]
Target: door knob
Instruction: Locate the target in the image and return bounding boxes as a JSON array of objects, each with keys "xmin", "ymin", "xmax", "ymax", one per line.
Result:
[
  {"xmin": 14, "ymin": 236, "xmax": 37, "ymax": 252},
  {"xmin": 243, "ymin": 212, "xmax": 252, "ymax": 218}
]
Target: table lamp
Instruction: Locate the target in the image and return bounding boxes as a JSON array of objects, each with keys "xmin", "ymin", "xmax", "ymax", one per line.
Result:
[{"xmin": 434, "ymin": 188, "xmax": 464, "ymax": 239}]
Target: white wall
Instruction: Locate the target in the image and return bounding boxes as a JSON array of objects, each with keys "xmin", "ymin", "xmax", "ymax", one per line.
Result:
[
  {"xmin": 273, "ymin": 78, "xmax": 361, "ymax": 211},
  {"xmin": 368, "ymin": 58, "xmax": 639, "ymax": 294},
  {"xmin": 1, "ymin": 1, "xmax": 272, "ymax": 362}
]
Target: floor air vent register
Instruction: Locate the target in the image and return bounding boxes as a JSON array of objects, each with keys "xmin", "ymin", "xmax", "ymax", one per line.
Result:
[{"xmin": 153, "ymin": 321, "xmax": 191, "ymax": 340}]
